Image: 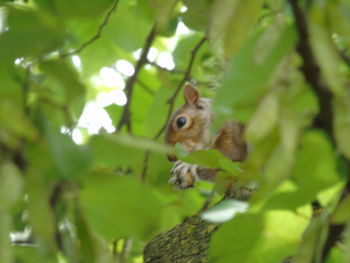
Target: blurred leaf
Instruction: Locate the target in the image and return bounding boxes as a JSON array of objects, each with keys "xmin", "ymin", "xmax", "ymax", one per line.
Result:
[
  {"xmin": 173, "ymin": 33, "xmax": 208, "ymax": 70},
  {"xmin": 332, "ymin": 195, "xmax": 350, "ymax": 224},
  {"xmin": 0, "ymin": 7, "xmax": 64, "ymax": 59},
  {"xmin": 0, "ymin": 99, "xmax": 38, "ymax": 141},
  {"xmin": 309, "ymin": 4, "xmax": 345, "ymax": 97},
  {"xmin": 145, "ymin": 85, "xmax": 172, "ymax": 136},
  {"xmin": 292, "ymin": 214, "xmax": 329, "ymax": 263},
  {"xmin": 264, "ymin": 131, "xmax": 340, "ymax": 210},
  {"xmin": 80, "ymin": 175, "xmax": 163, "ymax": 240},
  {"xmin": 154, "ymin": 0, "xmax": 178, "ymax": 31},
  {"xmin": 0, "ymin": 65, "xmax": 23, "ymax": 107},
  {"xmin": 208, "ymin": 0, "xmax": 263, "ymax": 58},
  {"xmin": 54, "ymin": 0, "xmax": 114, "ymax": 18},
  {"xmin": 252, "ymin": 144, "xmax": 295, "ymax": 202},
  {"xmin": 343, "ymin": 223, "xmax": 350, "ymax": 263},
  {"xmin": 0, "ymin": 161, "xmax": 23, "ymax": 211},
  {"xmin": 291, "ymin": 131, "xmax": 339, "ymax": 197},
  {"xmin": 44, "ymin": 126, "xmax": 91, "ymax": 179},
  {"xmin": 103, "ymin": 0, "xmax": 153, "ymax": 52},
  {"xmin": 0, "ymin": 213, "xmax": 12, "ymax": 263},
  {"xmin": 90, "ymin": 133, "xmax": 171, "ymax": 169},
  {"xmin": 334, "ymin": 95, "xmax": 350, "ymax": 160},
  {"xmin": 245, "ymin": 88, "xmax": 280, "ymax": 143},
  {"xmin": 210, "ymin": 210, "xmax": 307, "ymax": 263},
  {"xmin": 327, "ymin": 1, "xmax": 350, "ymax": 50},
  {"xmin": 74, "ymin": 205, "xmax": 113, "ymax": 263},
  {"xmin": 180, "ymin": 149, "xmax": 242, "ymax": 175},
  {"xmin": 39, "ymin": 59, "xmax": 85, "ymax": 118},
  {"xmin": 201, "ymin": 199, "xmax": 248, "ymax": 223},
  {"xmin": 104, "ymin": 104, "xmax": 122, "ymax": 126},
  {"xmin": 14, "ymin": 246, "xmax": 57, "ymax": 263},
  {"xmin": 182, "ymin": 0, "xmax": 212, "ymax": 31},
  {"xmin": 26, "ymin": 171, "xmax": 57, "ymax": 251},
  {"xmin": 0, "ymin": 161, "xmax": 23, "ymax": 263},
  {"xmin": 209, "ymin": 213, "xmax": 264, "ymax": 262},
  {"xmin": 215, "ymin": 24, "xmax": 297, "ymax": 122}
]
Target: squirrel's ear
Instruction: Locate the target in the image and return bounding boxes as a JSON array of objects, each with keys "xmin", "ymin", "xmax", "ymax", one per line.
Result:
[{"xmin": 184, "ymin": 84, "xmax": 199, "ymax": 105}]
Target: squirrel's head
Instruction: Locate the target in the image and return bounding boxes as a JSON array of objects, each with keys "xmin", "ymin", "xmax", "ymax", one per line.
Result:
[{"xmin": 165, "ymin": 84, "xmax": 213, "ymax": 161}]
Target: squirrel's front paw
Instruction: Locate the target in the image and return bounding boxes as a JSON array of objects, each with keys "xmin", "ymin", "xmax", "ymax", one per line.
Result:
[{"xmin": 169, "ymin": 161, "xmax": 199, "ymax": 190}]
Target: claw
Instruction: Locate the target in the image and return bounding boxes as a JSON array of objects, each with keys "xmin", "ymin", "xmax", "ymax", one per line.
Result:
[{"xmin": 168, "ymin": 161, "xmax": 198, "ymax": 190}]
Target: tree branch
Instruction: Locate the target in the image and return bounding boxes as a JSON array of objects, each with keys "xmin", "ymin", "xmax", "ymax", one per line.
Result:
[
  {"xmin": 289, "ymin": 0, "xmax": 334, "ymax": 140},
  {"xmin": 60, "ymin": 0, "xmax": 120, "ymax": 58},
  {"xmin": 116, "ymin": 25, "xmax": 158, "ymax": 133},
  {"xmin": 289, "ymin": 0, "xmax": 350, "ymax": 261}
]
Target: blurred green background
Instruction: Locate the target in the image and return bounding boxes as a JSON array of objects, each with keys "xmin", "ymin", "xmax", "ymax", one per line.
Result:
[{"xmin": 1, "ymin": 0, "xmax": 350, "ymax": 262}]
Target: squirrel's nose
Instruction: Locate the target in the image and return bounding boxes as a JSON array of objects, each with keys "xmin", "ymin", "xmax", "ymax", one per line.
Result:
[{"xmin": 167, "ymin": 154, "xmax": 177, "ymax": 162}]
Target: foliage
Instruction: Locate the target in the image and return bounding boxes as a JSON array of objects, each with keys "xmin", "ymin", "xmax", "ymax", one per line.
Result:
[{"xmin": 1, "ymin": 0, "xmax": 350, "ymax": 262}]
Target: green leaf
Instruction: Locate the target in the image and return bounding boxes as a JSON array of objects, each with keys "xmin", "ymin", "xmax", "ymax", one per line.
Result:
[
  {"xmin": 0, "ymin": 65, "xmax": 23, "ymax": 107},
  {"xmin": 14, "ymin": 246, "xmax": 57, "ymax": 263},
  {"xmin": 309, "ymin": 2, "xmax": 346, "ymax": 97},
  {"xmin": 103, "ymin": 0, "xmax": 153, "ymax": 52},
  {"xmin": 26, "ymin": 171, "xmax": 57, "ymax": 251},
  {"xmin": 291, "ymin": 131, "xmax": 340, "ymax": 198},
  {"xmin": 264, "ymin": 131, "xmax": 340, "ymax": 210},
  {"xmin": 0, "ymin": 213, "xmax": 12, "ymax": 263},
  {"xmin": 39, "ymin": 59, "xmax": 86, "ymax": 118},
  {"xmin": 74, "ymin": 205, "xmax": 113, "ymax": 263},
  {"xmin": 209, "ymin": 213, "xmax": 264, "ymax": 262},
  {"xmin": 44, "ymin": 127, "xmax": 91, "ymax": 179},
  {"xmin": 0, "ymin": 99, "xmax": 38, "ymax": 141},
  {"xmin": 208, "ymin": 0, "xmax": 263, "ymax": 58},
  {"xmin": 80, "ymin": 175, "xmax": 163, "ymax": 240},
  {"xmin": 214, "ymin": 23, "xmax": 297, "ymax": 123},
  {"xmin": 0, "ymin": 7, "xmax": 64, "ymax": 59},
  {"xmin": 90, "ymin": 133, "xmax": 171, "ymax": 169},
  {"xmin": 210, "ymin": 210, "xmax": 308, "ymax": 263},
  {"xmin": 182, "ymin": 0, "xmax": 212, "ymax": 31},
  {"xmin": 334, "ymin": 95, "xmax": 350, "ymax": 160},
  {"xmin": 332, "ymin": 195, "xmax": 350, "ymax": 224},
  {"xmin": 180, "ymin": 149, "xmax": 242, "ymax": 175},
  {"xmin": 245, "ymin": 88, "xmax": 280, "ymax": 143},
  {"xmin": 0, "ymin": 161, "xmax": 23, "ymax": 211},
  {"xmin": 154, "ymin": 0, "xmax": 178, "ymax": 31},
  {"xmin": 292, "ymin": 214, "xmax": 329, "ymax": 263},
  {"xmin": 54, "ymin": 0, "xmax": 114, "ymax": 18},
  {"xmin": 173, "ymin": 33, "xmax": 208, "ymax": 71}
]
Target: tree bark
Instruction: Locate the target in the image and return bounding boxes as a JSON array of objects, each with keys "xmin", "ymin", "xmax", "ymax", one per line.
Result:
[{"xmin": 144, "ymin": 185, "xmax": 252, "ymax": 263}]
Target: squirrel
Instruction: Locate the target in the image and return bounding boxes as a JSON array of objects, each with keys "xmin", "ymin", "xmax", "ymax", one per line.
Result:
[{"xmin": 165, "ymin": 84, "xmax": 247, "ymax": 190}]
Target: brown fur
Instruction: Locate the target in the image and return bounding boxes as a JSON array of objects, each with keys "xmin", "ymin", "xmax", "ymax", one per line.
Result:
[{"xmin": 165, "ymin": 85, "xmax": 246, "ymax": 163}]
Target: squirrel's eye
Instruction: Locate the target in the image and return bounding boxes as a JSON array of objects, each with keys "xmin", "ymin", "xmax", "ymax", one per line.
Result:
[{"xmin": 176, "ymin": 116, "xmax": 187, "ymax": 128}]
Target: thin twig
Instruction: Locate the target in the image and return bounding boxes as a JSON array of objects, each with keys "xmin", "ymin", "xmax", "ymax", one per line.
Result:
[
  {"xmin": 141, "ymin": 36, "xmax": 207, "ymax": 181},
  {"xmin": 116, "ymin": 25, "xmax": 158, "ymax": 132},
  {"xmin": 155, "ymin": 36, "xmax": 207, "ymax": 140},
  {"xmin": 200, "ymin": 186, "xmax": 216, "ymax": 212},
  {"xmin": 60, "ymin": 0, "xmax": 120, "ymax": 58}
]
